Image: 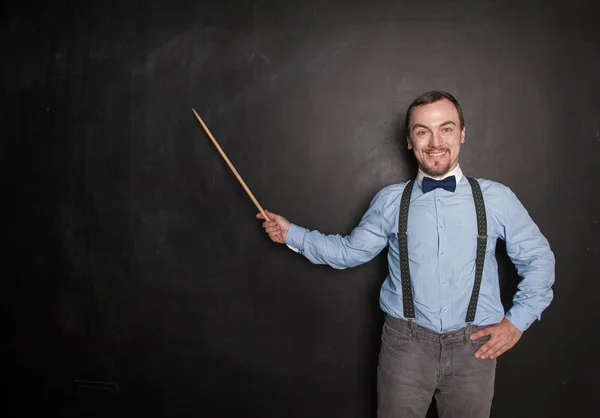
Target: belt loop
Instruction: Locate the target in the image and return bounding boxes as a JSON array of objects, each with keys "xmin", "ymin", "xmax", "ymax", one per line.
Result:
[{"xmin": 408, "ymin": 319, "xmax": 414, "ymax": 338}]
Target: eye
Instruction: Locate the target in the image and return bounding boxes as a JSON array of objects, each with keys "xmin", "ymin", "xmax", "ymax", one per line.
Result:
[
  {"xmin": 417, "ymin": 130, "xmax": 427, "ymax": 136},
  {"xmin": 442, "ymin": 127, "xmax": 453, "ymax": 133}
]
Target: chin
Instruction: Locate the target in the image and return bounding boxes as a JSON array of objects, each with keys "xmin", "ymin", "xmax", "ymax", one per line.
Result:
[{"xmin": 422, "ymin": 164, "xmax": 452, "ymax": 177}]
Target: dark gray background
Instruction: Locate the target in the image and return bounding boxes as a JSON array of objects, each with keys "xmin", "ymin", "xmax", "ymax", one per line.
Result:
[{"xmin": 3, "ymin": 0, "xmax": 598, "ymax": 416}]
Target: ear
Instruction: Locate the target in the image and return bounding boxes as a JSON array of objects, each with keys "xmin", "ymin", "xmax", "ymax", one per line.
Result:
[
  {"xmin": 406, "ymin": 136, "xmax": 413, "ymax": 150},
  {"xmin": 460, "ymin": 126, "xmax": 466, "ymax": 144}
]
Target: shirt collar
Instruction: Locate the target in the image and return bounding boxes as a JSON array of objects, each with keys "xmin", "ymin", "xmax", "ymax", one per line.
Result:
[{"xmin": 417, "ymin": 165, "xmax": 463, "ymax": 187}]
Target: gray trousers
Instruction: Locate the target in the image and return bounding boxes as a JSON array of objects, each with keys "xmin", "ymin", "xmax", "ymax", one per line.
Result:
[{"xmin": 377, "ymin": 314, "xmax": 496, "ymax": 418}]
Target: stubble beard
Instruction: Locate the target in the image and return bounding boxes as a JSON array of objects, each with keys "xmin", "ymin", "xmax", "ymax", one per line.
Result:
[{"xmin": 420, "ymin": 157, "xmax": 453, "ymax": 178}]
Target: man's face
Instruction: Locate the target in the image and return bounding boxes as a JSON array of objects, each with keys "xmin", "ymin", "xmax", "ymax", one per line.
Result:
[{"xmin": 407, "ymin": 99, "xmax": 465, "ymax": 178}]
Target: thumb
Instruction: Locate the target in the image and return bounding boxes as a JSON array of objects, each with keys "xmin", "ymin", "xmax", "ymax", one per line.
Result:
[
  {"xmin": 265, "ymin": 210, "xmax": 279, "ymax": 220},
  {"xmin": 470, "ymin": 326, "xmax": 493, "ymax": 340}
]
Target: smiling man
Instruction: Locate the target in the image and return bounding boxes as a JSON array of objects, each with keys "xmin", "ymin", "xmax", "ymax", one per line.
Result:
[{"xmin": 258, "ymin": 91, "xmax": 555, "ymax": 418}]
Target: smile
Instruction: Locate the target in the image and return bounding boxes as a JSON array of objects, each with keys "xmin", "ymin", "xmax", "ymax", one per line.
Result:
[{"xmin": 426, "ymin": 150, "xmax": 447, "ymax": 158}]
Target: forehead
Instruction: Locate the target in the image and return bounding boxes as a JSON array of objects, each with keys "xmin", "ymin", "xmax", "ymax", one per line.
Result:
[{"xmin": 410, "ymin": 99, "xmax": 460, "ymax": 128}]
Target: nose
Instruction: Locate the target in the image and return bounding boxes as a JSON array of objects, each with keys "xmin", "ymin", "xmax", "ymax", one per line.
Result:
[{"xmin": 429, "ymin": 131, "xmax": 442, "ymax": 147}]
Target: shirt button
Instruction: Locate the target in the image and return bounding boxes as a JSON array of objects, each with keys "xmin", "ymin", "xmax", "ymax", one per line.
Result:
[
  {"xmin": 442, "ymin": 281, "xmax": 446, "ymax": 285},
  {"xmin": 439, "ymin": 225, "xmax": 444, "ymax": 229},
  {"xmin": 441, "ymin": 253, "xmax": 445, "ymax": 256},
  {"xmin": 443, "ymin": 307, "xmax": 448, "ymax": 312}
]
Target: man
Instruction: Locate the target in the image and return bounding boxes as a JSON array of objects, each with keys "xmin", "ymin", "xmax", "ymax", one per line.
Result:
[{"xmin": 257, "ymin": 91, "xmax": 555, "ymax": 417}]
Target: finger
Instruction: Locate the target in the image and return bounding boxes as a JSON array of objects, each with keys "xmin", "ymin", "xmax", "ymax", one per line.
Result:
[
  {"xmin": 262, "ymin": 221, "xmax": 276, "ymax": 228},
  {"xmin": 487, "ymin": 343, "xmax": 511, "ymax": 359},
  {"xmin": 257, "ymin": 213, "xmax": 264, "ymax": 219},
  {"xmin": 470, "ymin": 327, "xmax": 493, "ymax": 340},
  {"xmin": 266, "ymin": 226, "xmax": 281, "ymax": 234},
  {"xmin": 476, "ymin": 339, "xmax": 502, "ymax": 359},
  {"xmin": 271, "ymin": 235, "xmax": 284, "ymax": 244}
]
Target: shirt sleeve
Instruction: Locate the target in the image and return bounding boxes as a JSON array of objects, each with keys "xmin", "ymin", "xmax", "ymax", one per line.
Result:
[
  {"xmin": 501, "ymin": 187, "xmax": 555, "ymax": 331},
  {"xmin": 285, "ymin": 189, "xmax": 390, "ymax": 269}
]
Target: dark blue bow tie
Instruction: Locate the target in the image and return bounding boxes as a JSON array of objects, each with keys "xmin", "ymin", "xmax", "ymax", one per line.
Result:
[{"xmin": 422, "ymin": 175, "xmax": 457, "ymax": 193}]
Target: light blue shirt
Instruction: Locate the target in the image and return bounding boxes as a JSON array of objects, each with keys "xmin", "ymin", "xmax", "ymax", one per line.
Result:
[{"xmin": 285, "ymin": 166, "xmax": 555, "ymax": 333}]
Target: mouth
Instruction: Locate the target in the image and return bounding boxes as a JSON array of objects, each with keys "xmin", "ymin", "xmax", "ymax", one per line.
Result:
[{"xmin": 425, "ymin": 149, "xmax": 448, "ymax": 160}]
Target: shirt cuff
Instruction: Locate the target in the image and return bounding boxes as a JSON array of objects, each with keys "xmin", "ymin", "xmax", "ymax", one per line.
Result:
[
  {"xmin": 505, "ymin": 309, "xmax": 537, "ymax": 332},
  {"xmin": 286, "ymin": 244, "xmax": 300, "ymax": 253},
  {"xmin": 286, "ymin": 223, "xmax": 307, "ymax": 253}
]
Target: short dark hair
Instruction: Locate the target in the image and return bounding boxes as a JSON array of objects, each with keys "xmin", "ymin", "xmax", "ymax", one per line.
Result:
[{"xmin": 405, "ymin": 91, "xmax": 465, "ymax": 134}]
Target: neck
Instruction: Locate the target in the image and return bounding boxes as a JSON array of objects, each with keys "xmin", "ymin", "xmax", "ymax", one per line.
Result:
[{"xmin": 417, "ymin": 164, "xmax": 463, "ymax": 187}]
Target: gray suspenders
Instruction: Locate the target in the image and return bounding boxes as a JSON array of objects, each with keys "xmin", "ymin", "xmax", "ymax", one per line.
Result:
[{"xmin": 398, "ymin": 177, "xmax": 487, "ymax": 323}]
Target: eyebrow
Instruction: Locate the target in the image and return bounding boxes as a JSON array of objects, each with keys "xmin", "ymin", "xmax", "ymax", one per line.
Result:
[{"xmin": 412, "ymin": 121, "xmax": 457, "ymax": 130}]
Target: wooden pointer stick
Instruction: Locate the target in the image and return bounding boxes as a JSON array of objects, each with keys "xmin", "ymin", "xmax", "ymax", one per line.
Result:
[{"xmin": 192, "ymin": 108, "xmax": 273, "ymax": 224}]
